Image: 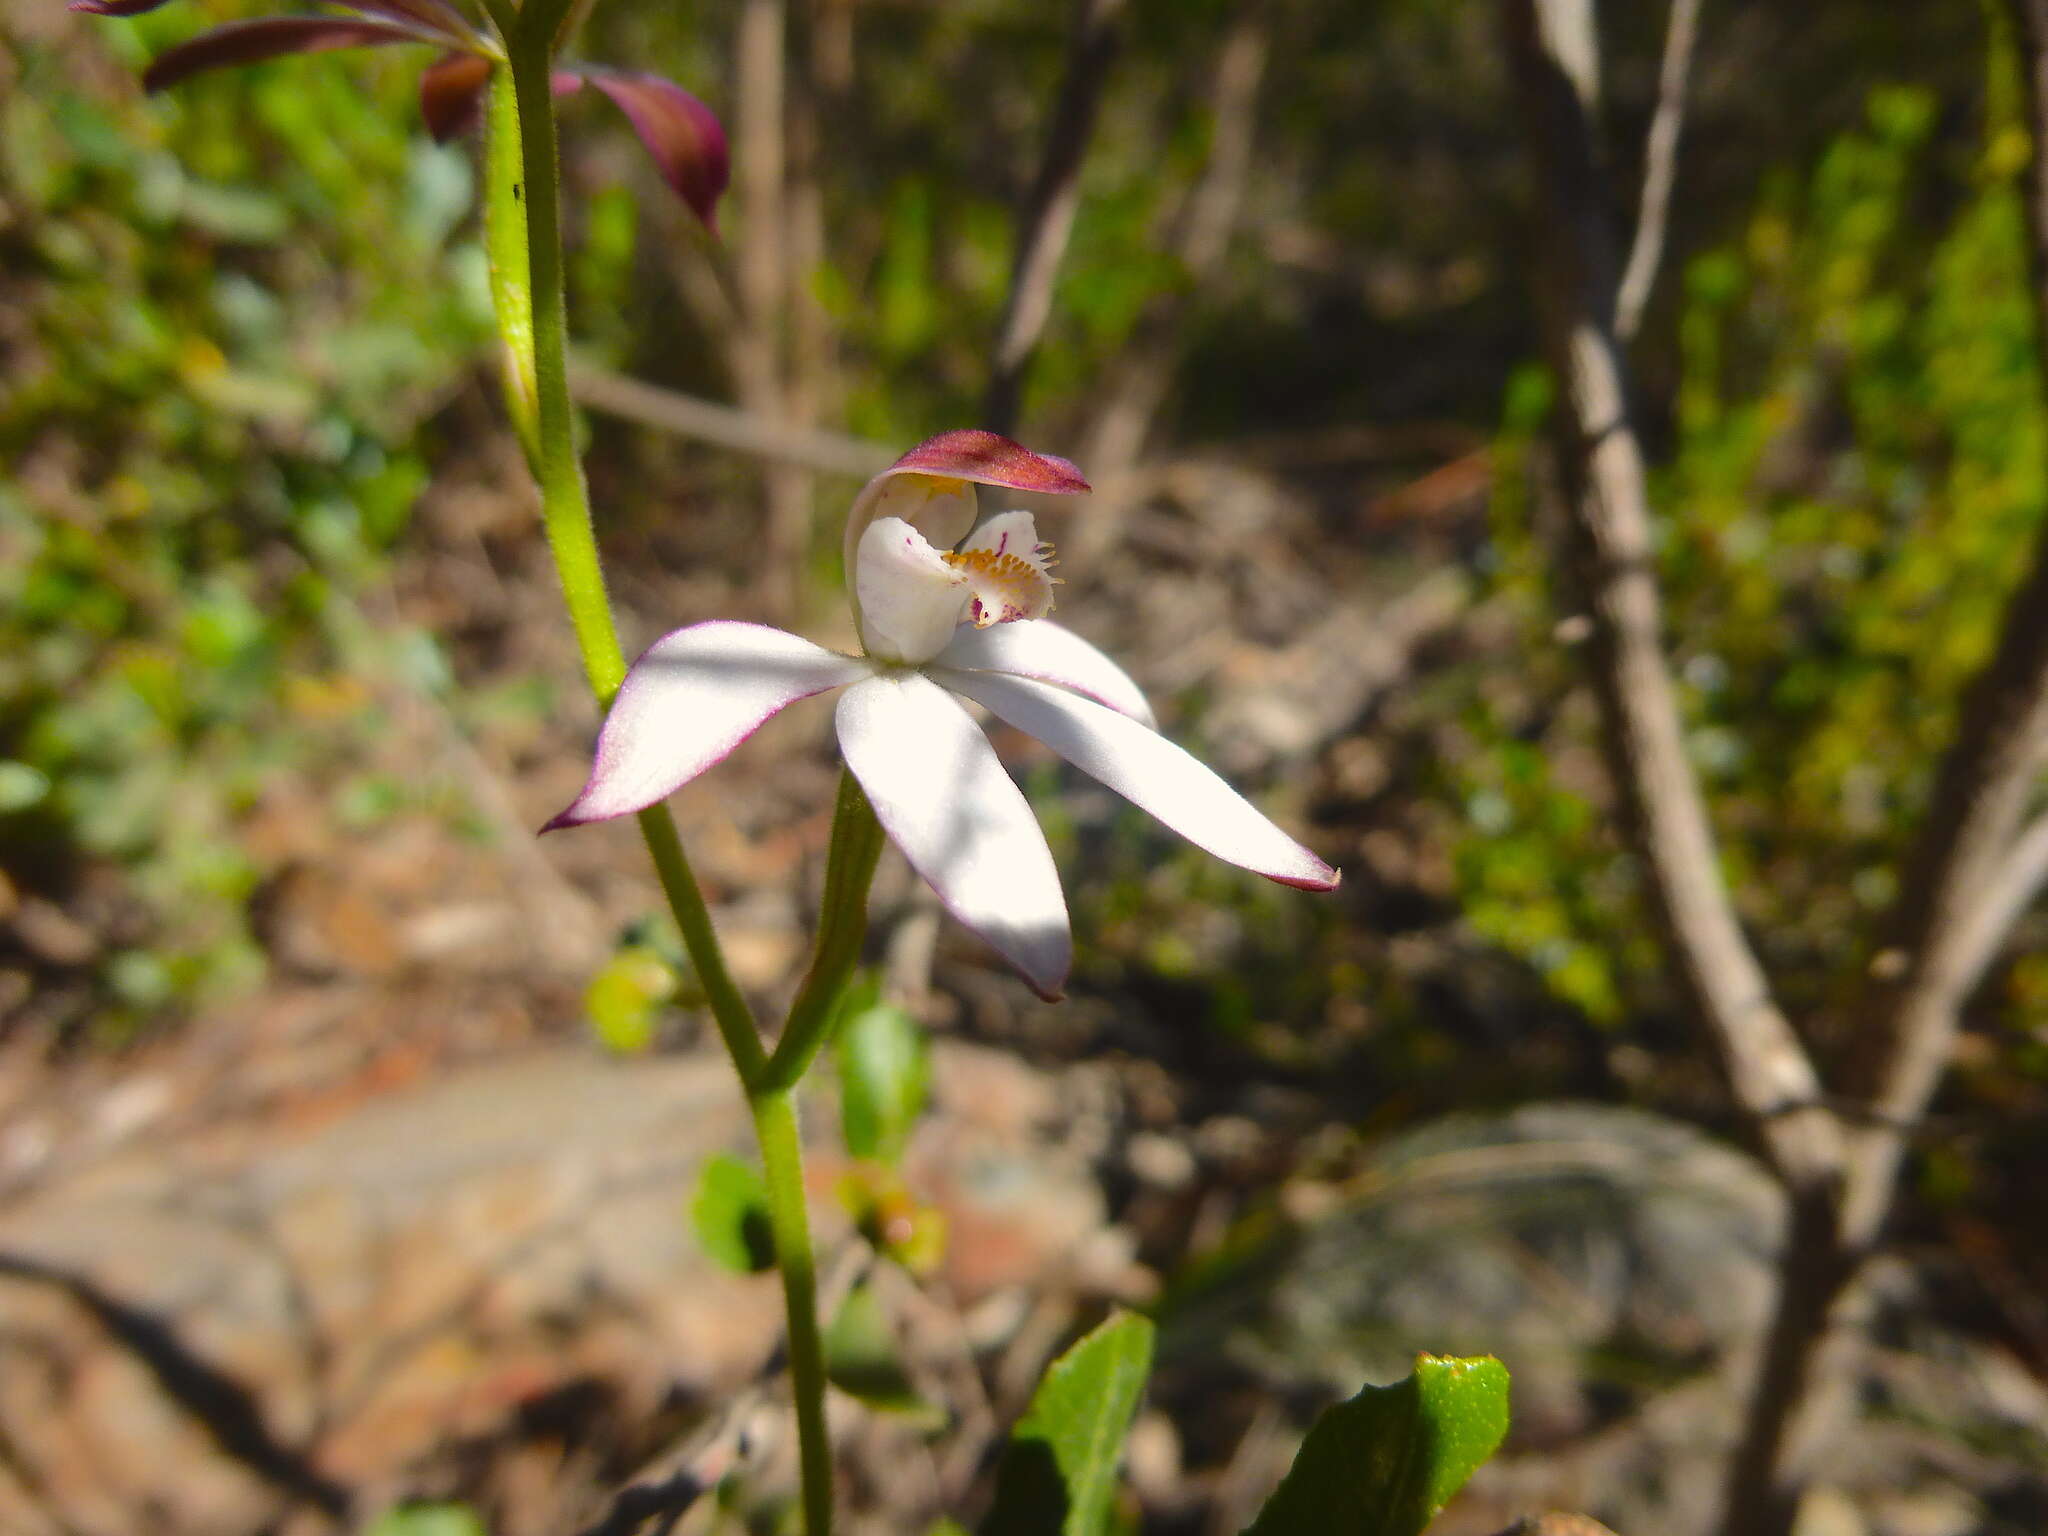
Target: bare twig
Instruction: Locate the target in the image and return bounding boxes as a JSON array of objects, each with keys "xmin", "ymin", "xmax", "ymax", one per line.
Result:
[
  {"xmin": 1074, "ymin": 15, "xmax": 1267, "ymax": 557},
  {"xmin": 1833, "ymin": 0, "xmax": 2048, "ymax": 1251},
  {"xmin": 1502, "ymin": 0, "xmax": 1837, "ymax": 1195},
  {"xmin": 1945, "ymin": 807, "xmax": 2048, "ymax": 1001},
  {"xmin": 1614, "ymin": 0, "xmax": 1702, "ymax": 340},
  {"xmin": 1839, "ymin": 558, "xmax": 2048, "ymax": 1245},
  {"xmin": 569, "ymin": 361, "xmax": 893, "ymax": 478},
  {"xmin": 1507, "ymin": 5, "xmax": 2048, "ymax": 1534},
  {"xmin": 982, "ymin": 0, "xmax": 1129, "ymax": 433},
  {"xmin": 1505, "ymin": 12, "xmax": 1845, "ymax": 1529},
  {"xmin": 732, "ymin": 0, "xmax": 819, "ymax": 614}
]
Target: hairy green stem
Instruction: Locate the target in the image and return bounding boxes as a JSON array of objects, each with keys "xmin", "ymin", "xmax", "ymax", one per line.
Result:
[
  {"xmin": 483, "ymin": 72, "xmax": 538, "ymax": 464},
  {"xmin": 488, "ymin": 57, "xmax": 762, "ymax": 1081},
  {"xmin": 486, "ymin": 46, "xmax": 881, "ymax": 1532},
  {"xmin": 753, "ymin": 1087, "xmax": 835, "ymax": 1536},
  {"xmin": 763, "ymin": 771, "xmax": 886, "ymax": 1093}
]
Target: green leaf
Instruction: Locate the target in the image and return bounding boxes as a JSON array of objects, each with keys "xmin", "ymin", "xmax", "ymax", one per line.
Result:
[
  {"xmin": 689, "ymin": 1153, "xmax": 775, "ymax": 1273},
  {"xmin": 365, "ymin": 1504, "xmax": 487, "ymax": 1536},
  {"xmin": 982, "ymin": 1311, "xmax": 1156, "ymax": 1536},
  {"xmin": 1241, "ymin": 1354, "xmax": 1510, "ymax": 1536},
  {"xmin": 836, "ymin": 995, "xmax": 928, "ymax": 1164},
  {"xmin": 823, "ymin": 1281, "xmax": 945, "ymax": 1428},
  {"xmin": 0, "ymin": 761, "xmax": 51, "ymax": 813},
  {"xmin": 584, "ymin": 945, "xmax": 677, "ymax": 1055}
]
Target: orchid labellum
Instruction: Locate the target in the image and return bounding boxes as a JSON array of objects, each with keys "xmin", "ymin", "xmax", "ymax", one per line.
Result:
[
  {"xmin": 70, "ymin": 0, "xmax": 727, "ymax": 229},
  {"xmin": 548, "ymin": 431, "xmax": 1339, "ymax": 1001}
]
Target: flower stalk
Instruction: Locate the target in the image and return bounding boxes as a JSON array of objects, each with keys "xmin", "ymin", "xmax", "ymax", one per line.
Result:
[
  {"xmin": 485, "ymin": 38, "xmax": 852, "ymax": 1535},
  {"xmin": 764, "ymin": 770, "xmax": 887, "ymax": 1094}
]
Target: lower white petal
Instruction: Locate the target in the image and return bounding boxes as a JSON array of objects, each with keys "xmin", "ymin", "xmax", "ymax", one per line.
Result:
[
  {"xmin": 936, "ymin": 669, "xmax": 1339, "ymax": 891},
  {"xmin": 936, "ymin": 619, "xmax": 1156, "ymax": 728},
  {"xmin": 548, "ymin": 622, "xmax": 869, "ymax": 827},
  {"xmin": 835, "ymin": 672, "xmax": 1071, "ymax": 999}
]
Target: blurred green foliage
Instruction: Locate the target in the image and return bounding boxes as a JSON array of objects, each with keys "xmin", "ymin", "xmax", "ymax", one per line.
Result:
[{"xmin": 1, "ymin": 9, "xmax": 489, "ymax": 1029}]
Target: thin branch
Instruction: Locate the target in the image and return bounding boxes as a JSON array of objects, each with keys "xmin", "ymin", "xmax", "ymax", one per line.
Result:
[
  {"xmin": 1502, "ymin": 0, "xmax": 1838, "ymax": 1195},
  {"xmin": 1614, "ymin": 0, "xmax": 1702, "ymax": 341},
  {"xmin": 1074, "ymin": 14, "xmax": 1267, "ymax": 558},
  {"xmin": 982, "ymin": 0, "xmax": 1129, "ymax": 433},
  {"xmin": 1946, "ymin": 805, "xmax": 2048, "ymax": 999},
  {"xmin": 1841, "ymin": 548, "xmax": 2048, "ymax": 1243},
  {"xmin": 568, "ymin": 360, "xmax": 893, "ymax": 477},
  {"xmin": 1832, "ymin": 0, "xmax": 2048, "ymax": 1249}
]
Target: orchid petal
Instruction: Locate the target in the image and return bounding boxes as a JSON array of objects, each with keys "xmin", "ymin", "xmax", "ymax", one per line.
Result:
[
  {"xmin": 141, "ymin": 17, "xmax": 442, "ymax": 94},
  {"xmin": 936, "ymin": 620, "xmax": 1155, "ymax": 728},
  {"xmin": 419, "ymin": 51, "xmax": 491, "ymax": 142},
  {"xmin": 854, "ymin": 516, "xmax": 972, "ymax": 664},
  {"xmin": 842, "ymin": 431, "xmax": 1090, "ymax": 615},
  {"xmin": 546, "ymin": 622, "xmax": 869, "ymax": 829},
  {"xmin": 836, "ymin": 673, "xmax": 1071, "ymax": 1000},
  {"xmin": 936, "ymin": 669, "xmax": 1340, "ymax": 891},
  {"xmin": 563, "ymin": 68, "xmax": 730, "ymax": 233}
]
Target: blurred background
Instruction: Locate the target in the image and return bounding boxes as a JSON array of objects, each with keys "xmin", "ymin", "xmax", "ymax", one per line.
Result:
[{"xmin": 2, "ymin": 1, "xmax": 2046, "ymax": 1533}]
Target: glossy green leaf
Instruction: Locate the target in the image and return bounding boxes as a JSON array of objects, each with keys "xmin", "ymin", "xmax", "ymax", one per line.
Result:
[
  {"xmin": 982, "ymin": 1311, "xmax": 1156, "ymax": 1536},
  {"xmin": 1241, "ymin": 1354, "xmax": 1510, "ymax": 1536},
  {"xmin": 836, "ymin": 994, "xmax": 928, "ymax": 1164},
  {"xmin": 689, "ymin": 1152, "xmax": 775, "ymax": 1274}
]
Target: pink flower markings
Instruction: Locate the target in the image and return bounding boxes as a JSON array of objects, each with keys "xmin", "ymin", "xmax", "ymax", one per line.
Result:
[
  {"xmin": 71, "ymin": 0, "xmax": 727, "ymax": 229},
  {"xmin": 547, "ymin": 431, "xmax": 1340, "ymax": 1001}
]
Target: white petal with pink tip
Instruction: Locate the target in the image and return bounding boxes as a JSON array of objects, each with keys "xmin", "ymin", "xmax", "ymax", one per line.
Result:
[
  {"xmin": 549, "ymin": 621, "xmax": 869, "ymax": 827},
  {"xmin": 834, "ymin": 671, "xmax": 1072, "ymax": 999},
  {"xmin": 934, "ymin": 668, "xmax": 1339, "ymax": 890},
  {"xmin": 935, "ymin": 619, "xmax": 1155, "ymax": 727}
]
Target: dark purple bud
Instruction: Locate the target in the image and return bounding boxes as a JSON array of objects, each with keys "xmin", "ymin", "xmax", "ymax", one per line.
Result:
[
  {"xmin": 567, "ymin": 68, "xmax": 729, "ymax": 233},
  {"xmin": 141, "ymin": 16, "xmax": 443, "ymax": 95},
  {"xmin": 70, "ymin": 0, "xmax": 178, "ymax": 15},
  {"xmin": 419, "ymin": 50, "xmax": 491, "ymax": 142}
]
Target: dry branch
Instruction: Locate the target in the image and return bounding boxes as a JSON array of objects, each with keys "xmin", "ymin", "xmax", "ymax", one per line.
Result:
[
  {"xmin": 1832, "ymin": 0, "xmax": 2048, "ymax": 1248},
  {"xmin": 1614, "ymin": 0, "xmax": 1702, "ymax": 340},
  {"xmin": 1502, "ymin": 0, "xmax": 1836, "ymax": 1195},
  {"xmin": 569, "ymin": 360, "xmax": 893, "ymax": 477},
  {"xmin": 982, "ymin": 0, "xmax": 1129, "ymax": 433},
  {"xmin": 1074, "ymin": 15, "xmax": 1267, "ymax": 557},
  {"xmin": 1506, "ymin": 4, "xmax": 2048, "ymax": 1533}
]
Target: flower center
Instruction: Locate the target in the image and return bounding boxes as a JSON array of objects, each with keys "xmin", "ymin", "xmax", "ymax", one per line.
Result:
[
  {"xmin": 851, "ymin": 510, "xmax": 1059, "ymax": 664},
  {"xmin": 944, "ymin": 541, "xmax": 1059, "ymax": 627}
]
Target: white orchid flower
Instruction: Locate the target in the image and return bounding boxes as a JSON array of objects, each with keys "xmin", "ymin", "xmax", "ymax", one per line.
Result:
[{"xmin": 547, "ymin": 430, "xmax": 1338, "ymax": 1000}]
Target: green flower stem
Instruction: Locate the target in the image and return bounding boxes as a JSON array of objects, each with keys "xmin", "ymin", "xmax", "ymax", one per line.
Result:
[
  {"xmin": 486, "ymin": 44, "xmax": 864, "ymax": 1533},
  {"xmin": 501, "ymin": 50, "xmax": 618, "ymax": 693},
  {"xmin": 482, "ymin": 69, "xmax": 538, "ymax": 465},
  {"xmin": 487, "ymin": 57, "xmax": 766, "ymax": 1085},
  {"xmin": 753, "ymin": 1085, "xmax": 835, "ymax": 1536},
  {"xmin": 762, "ymin": 770, "xmax": 886, "ymax": 1094}
]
